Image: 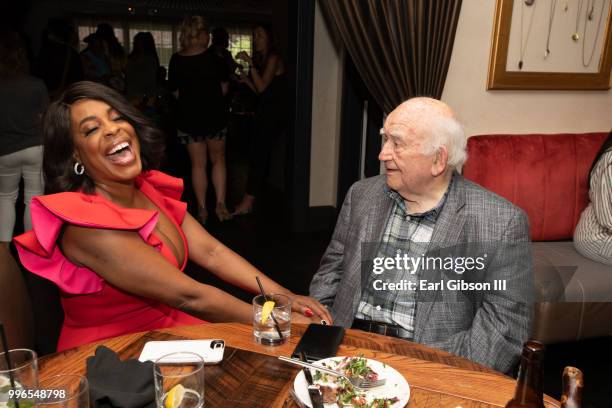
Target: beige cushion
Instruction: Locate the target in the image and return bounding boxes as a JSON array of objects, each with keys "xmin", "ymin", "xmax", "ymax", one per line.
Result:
[
  {"xmin": 531, "ymin": 242, "xmax": 612, "ymax": 343},
  {"xmin": 533, "ymin": 242, "xmax": 612, "ymax": 302}
]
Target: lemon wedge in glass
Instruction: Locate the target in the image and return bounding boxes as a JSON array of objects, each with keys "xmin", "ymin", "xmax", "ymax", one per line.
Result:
[
  {"xmin": 260, "ymin": 300, "xmax": 276, "ymax": 323},
  {"xmin": 165, "ymin": 384, "xmax": 185, "ymax": 408}
]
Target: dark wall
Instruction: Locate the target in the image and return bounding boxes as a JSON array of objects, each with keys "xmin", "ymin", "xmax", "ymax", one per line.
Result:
[{"xmin": 1, "ymin": 1, "xmax": 33, "ymax": 30}]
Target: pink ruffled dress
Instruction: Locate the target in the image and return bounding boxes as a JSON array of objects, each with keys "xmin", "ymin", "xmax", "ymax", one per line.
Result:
[{"xmin": 14, "ymin": 170, "xmax": 204, "ymax": 351}]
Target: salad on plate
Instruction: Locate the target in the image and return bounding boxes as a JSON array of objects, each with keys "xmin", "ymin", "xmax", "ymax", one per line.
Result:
[{"xmin": 294, "ymin": 355, "xmax": 409, "ymax": 408}]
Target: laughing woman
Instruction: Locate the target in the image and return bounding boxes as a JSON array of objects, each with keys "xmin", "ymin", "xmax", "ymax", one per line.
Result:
[{"xmin": 13, "ymin": 81, "xmax": 332, "ymax": 351}]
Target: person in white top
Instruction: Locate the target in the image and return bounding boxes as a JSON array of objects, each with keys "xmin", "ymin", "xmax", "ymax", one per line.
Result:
[{"xmin": 574, "ymin": 131, "xmax": 612, "ymax": 265}]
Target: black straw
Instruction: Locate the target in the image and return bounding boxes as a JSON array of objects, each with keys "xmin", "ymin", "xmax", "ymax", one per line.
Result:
[
  {"xmin": 255, "ymin": 277, "xmax": 284, "ymax": 341},
  {"xmin": 0, "ymin": 323, "xmax": 20, "ymax": 408}
]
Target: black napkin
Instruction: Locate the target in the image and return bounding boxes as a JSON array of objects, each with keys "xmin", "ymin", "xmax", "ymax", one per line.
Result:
[{"xmin": 86, "ymin": 346, "xmax": 156, "ymax": 408}]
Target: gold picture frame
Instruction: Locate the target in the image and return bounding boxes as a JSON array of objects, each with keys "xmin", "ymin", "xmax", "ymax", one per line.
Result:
[{"xmin": 487, "ymin": 0, "xmax": 612, "ymax": 90}]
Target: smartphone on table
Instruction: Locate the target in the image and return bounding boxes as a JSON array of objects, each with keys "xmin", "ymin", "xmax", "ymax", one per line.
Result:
[{"xmin": 292, "ymin": 324, "xmax": 345, "ymax": 363}]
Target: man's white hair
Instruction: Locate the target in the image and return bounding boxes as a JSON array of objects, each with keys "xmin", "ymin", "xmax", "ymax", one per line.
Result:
[
  {"xmin": 420, "ymin": 114, "xmax": 467, "ymax": 169},
  {"xmin": 394, "ymin": 97, "xmax": 467, "ymax": 170}
]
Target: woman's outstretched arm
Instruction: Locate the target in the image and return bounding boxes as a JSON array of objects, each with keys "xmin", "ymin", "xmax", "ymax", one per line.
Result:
[
  {"xmin": 182, "ymin": 213, "xmax": 333, "ymax": 323},
  {"xmin": 61, "ymin": 225, "xmax": 253, "ymax": 323}
]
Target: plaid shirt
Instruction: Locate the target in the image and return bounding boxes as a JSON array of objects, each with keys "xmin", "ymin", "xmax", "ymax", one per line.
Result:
[{"xmin": 356, "ymin": 178, "xmax": 452, "ymax": 339}]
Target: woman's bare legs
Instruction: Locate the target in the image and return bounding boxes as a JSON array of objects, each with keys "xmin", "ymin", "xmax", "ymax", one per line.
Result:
[
  {"xmin": 206, "ymin": 138, "xmax": 231, "ymax": 221},
  {"xmin": 206, "ymin": 138, "xmax": 227, "ymax": 205},
  {"xmin": 234, "ymin": 194, "xmax": 255, "ymax": 215},
  {"xmin": 186, "ymin": 141, "xmax": 208, "ymax": 224}
]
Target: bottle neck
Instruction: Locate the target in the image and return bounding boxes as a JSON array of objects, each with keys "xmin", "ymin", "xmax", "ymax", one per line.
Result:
[
  {"xmin": 560, "ymin": 387, "xmax": 581, "ymax": 408},
  {"xmin": 560, "ymin": 368, "xmax": 583, "ymax": 408},
  {"xmin": 513, "ymin": 356, "xmax": 544, "ymax": 405}
]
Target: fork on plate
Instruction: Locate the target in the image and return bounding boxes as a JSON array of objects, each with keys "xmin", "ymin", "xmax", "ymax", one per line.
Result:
[{"xmin": 278, "ymin": 356, "xmax": 387, "ymax": 389}]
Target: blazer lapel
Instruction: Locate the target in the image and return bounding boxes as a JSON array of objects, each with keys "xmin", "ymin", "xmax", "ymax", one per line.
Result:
[
  {"xmin": 364, "ymin": 186, "xmax": 394, "ymax": 258},
  {"xmin": 414, "ymin": 174, "xmax": 467, "ymax": 341},
  {"xmin": 352, "ymin": 182, "xmax": 394, "ymax": 319}
]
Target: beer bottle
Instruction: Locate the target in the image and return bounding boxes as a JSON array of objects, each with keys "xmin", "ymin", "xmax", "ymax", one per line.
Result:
[
  {"xmin": 560, "ymin": 366, "xmax": 583, "ymax": 408},
  {"xmin": 505, "ymin": 340, "xmax": 545, "ymax": 408}
]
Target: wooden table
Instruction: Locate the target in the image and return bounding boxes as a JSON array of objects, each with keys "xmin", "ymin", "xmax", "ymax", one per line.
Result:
[{"xmin": 39, "ymin": 323, "xmax": 560, "ymax": 407}]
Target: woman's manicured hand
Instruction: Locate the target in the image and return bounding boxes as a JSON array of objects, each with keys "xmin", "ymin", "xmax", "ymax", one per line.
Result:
[{"xmin": 289, "ymin": 294, "xmax": 333, "ymax": 325}]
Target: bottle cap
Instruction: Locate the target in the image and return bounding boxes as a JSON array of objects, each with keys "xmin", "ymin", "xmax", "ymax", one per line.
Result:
[
  {"xmin": 563, "ymin": 366, "xmax": 584, "ymax": 385},
  {"xmin": 522, "ymin": 340, "xmax": 545, "ymax": 361}
]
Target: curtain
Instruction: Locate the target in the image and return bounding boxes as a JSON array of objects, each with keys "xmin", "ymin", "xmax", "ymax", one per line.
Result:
[{"xmin": 319, "ymin": 0, "xmax": 463, "ymax": 113}]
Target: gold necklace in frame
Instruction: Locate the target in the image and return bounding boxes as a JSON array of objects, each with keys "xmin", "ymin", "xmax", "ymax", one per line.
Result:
[
  {"xmin": 519, "ymin": 0, "xmax": 538, "ymax": 69},
  {"xmin": 582, "ymin": 0, "xmax": 607, "ymax": 67},
  {"xmin": 588, "ymin": 0, "xmax": 596, "ymax": 19},
  {"xmin": 545, "ymin": 0, "xmax": 558, "ymax": 58},
  {"xmin": 572, "ymin": 0, "xmax": 584, "ymax": 41}
]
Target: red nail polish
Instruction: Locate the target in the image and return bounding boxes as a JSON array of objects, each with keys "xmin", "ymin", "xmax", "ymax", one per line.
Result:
[{"xmin": 304, "ymin": 308, "xmax": 314, "ymax": 317}]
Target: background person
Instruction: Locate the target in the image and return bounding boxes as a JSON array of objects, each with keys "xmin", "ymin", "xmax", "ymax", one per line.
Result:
[
  {"xmin": 169, "ymin": 16, "xmax": 231, "ymax": 224},
  {"xmin": 94, "ymin": 23, "xmax": 126, "ymax": 93},
  {"xmin": 574, "ymin": 131, "xmax": 612, "ymax": 265},
  {"xmin": 13, "ymin": 81, "xmax": 332, "ymax": 351},
  {"xmin": 210, "ymin": 27, "xmax": 242, "ymax": 80},
  {"xmin": 34, "ymin": 17, "xmax": 83, "ymax": 99},
  {"xmin": 125, "ymin": 32, "xmax": 159, "ymax": 105},
  {"xmin": 80, "ymin": 32, "xmax": 111, "ymax": 84},
  {"xmin": 233, "ymin": 24, "xmax": 287, "ymax": 215},
  {"xmin": 0, "ymin": 30, "xmax": 48, "ymax": 246}
]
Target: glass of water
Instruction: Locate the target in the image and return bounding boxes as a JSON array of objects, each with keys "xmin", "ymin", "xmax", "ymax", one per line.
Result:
[
  {"xmin": 0, "ymin": 349, "xmax": 38, "ymax": 407},
  {"xmin": 37, "ymin": 374, "xmax": 89, "ymax": 407},
  {"xmin": 154, "ymin": 352, "xmax": 204, "ymax": 408},
  {"xmin": 252, "ymin": 293, "xmax": 292, "ymax": 346}
]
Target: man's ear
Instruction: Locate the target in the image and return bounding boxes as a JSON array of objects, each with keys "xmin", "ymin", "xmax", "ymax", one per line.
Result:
[{"xmin": 431, "ymin": 146, "xmax": 448, "ymax": 177}]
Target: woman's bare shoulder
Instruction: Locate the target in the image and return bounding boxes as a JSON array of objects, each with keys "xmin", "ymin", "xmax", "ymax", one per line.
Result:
[{"xmin": 61, "ymin": 224, "xmax": 145, "ymax": 266}]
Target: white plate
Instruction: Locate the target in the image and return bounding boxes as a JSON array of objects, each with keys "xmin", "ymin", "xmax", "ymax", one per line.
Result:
[{"xmin": 292, "ymin": 357, "xmax": 410, "ymax": 408}]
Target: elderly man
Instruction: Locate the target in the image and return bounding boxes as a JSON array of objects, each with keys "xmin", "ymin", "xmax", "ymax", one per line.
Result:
[{"xmin": 310, "ymin": 97, "xmax": 532, "ymax": 373}]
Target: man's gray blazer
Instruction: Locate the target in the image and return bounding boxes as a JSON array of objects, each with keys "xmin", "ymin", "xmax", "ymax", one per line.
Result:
[{"xmin": 310, "ymin": 174, "xmax": 533, "ymax": 373}]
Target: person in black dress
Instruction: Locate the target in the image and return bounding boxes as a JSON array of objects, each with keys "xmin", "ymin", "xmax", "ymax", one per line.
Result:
[
  {"xmin": 210, "ymin": 27, "xmax": 242, "ymax": 81},
  {"xmin": 168, "ymin": 16, "xmax": 231, "ymax": 224},
  {"xmin": 234, "ymin": 24, "xmax": 287, "ymax": 215},
  {"xmin": 126, "ymin": 32, "xmax": 159, "ymax": 105}
]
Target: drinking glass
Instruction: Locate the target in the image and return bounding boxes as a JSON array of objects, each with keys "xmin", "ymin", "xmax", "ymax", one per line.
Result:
[
  {"xmin": 37, "ymin": 374, "xmax": 89, "ymax": 407},
  {"xmin": 252, "ymin": 293, "xmax": 292, "ymax": 346},
  {"xmin": 0, "ymin": 349, "xmax": 38, "ymax": 407},
  {"xmin": 154, "ymin": 352, "xmax": 204, "ymax": 408}
]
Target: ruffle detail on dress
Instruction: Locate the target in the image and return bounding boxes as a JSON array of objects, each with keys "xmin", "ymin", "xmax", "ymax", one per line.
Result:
[{"xmin": 14, "ymin": 192, "xmax": 160, "ymax": 295}]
